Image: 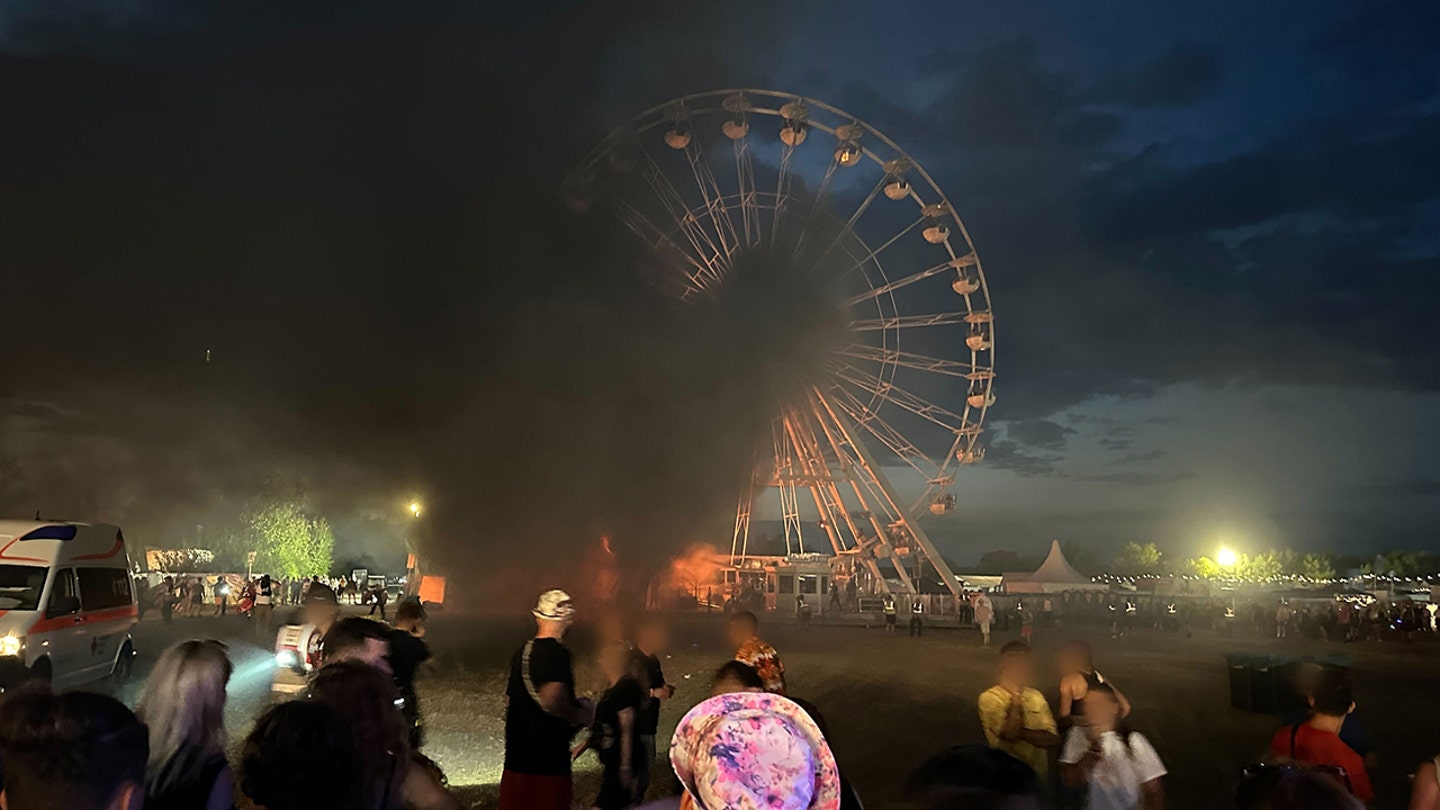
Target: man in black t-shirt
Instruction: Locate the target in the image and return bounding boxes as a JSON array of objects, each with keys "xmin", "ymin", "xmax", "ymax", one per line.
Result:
[
  {"xmin": 499, "ymin": 589, "xmax": 593, "ymax": 810},
  {"xmin": 630, "ymin": 618, "xmax": 676, "ymax": 799}
]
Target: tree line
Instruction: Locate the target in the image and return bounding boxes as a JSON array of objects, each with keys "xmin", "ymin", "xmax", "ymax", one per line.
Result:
[{"xmin": 151, "ymin": 478, "xmax": 336, "ymax": 578}]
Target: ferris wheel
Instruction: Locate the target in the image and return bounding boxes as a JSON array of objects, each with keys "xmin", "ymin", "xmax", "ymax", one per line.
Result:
[{"xmin": 565, "ymin": 89, "xmax": 994, "ymax": 597}]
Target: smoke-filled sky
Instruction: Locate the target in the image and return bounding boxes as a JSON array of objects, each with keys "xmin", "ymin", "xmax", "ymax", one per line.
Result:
[{"xmin": 1, "ymin": 1, "xmax": 1437, "ymax": 576}]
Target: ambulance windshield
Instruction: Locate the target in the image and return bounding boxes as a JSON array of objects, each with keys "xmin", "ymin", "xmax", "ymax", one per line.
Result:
[{"xmin": 0, "ymin": 565, "xmax": 48, "ymax": 610}]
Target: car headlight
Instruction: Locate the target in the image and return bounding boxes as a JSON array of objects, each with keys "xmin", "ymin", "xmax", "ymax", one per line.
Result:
[
  {"xmin": 274, "ymin": 650, "xmax": 299, "ymax": 668},
  {"xmin": 0, "ymin": 634, "xmax": 24, "ymax": 658}
]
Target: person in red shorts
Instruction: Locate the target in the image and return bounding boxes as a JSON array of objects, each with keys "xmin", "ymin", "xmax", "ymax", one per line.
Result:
[
  {"xmin": 1268, "ymin": 668, "xmax": 1372, "ymax": 802},
  {"xmin": 499, "ymin": 589, "xmax": 594, "ymax": 810}
]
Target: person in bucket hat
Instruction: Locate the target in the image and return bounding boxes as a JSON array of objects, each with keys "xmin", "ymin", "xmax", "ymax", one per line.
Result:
[
  {"xmin": 669, "ymin": 691, "xmax": 841, "ymax": 810},
  {"xmin": 499, "ymin": 589, "xmax": 592, "ymax": 810},
  {"xmin": 532, "ymin": 588, "xmax": 576, "ymax": 622}
]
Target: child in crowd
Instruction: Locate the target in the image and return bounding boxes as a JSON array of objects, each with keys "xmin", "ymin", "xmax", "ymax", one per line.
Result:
[
  {"xmin": 573, "ymin": 641, "xmax": 646, "ymax": 810},
  {"xmin": 1060, "ymin": 683, "xmax": 1166, "ymax": 810}
]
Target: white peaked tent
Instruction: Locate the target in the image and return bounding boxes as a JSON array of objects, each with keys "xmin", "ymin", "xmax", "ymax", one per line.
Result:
[{"xmin": 1002, "ymin": 540, "xmax": 1108, "ymax": 594}]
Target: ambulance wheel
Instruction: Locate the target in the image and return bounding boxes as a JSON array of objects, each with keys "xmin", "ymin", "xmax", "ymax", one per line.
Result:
[
  {"xmin": 112, "ymin": 641, "xmax": 135, "ymax": 684},
  {"xmin": 26, "ymin": 657, "xmax": 52, "ymax": 686}
]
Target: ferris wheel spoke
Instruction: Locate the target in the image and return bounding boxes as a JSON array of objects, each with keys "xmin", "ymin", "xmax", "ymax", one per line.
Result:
[
  {"xmin": 806, "ymin": 177, "xmax": 887, "ymax": 273},
  {"xmin": 847, "ymin": 311, "xmax": 973, "ymax": 331},
  {"xmin": 826, "ymin": 386, "xmax": 943, "ymax": 481},
  {"xmin": 633, "ymin": 147, "xmax": 729, "ymax": 285},
  {"xmin": 607, "ymin": 198, "xmax": 716, "ymax": 294},
  {"xmin": 770, "ymin": 141, "xmax": 797, "ymax": 239},
  {"xmin": 832, "ymin": 345, "xmax": 984, "ymax": 378},
  {"xmin": 842, "ymin": 256, "xmax": 969, "ymax": 307},
  {"xmin": 680, "ymin": 134, "xmax": 740, "ymax": 261},
  {"xmin": 830, "ymin": 361, "xmax": 967, "ymax": 432},
  {"xmin": 733, "ymin": 136, "xmax": 761, "ymax": 249},
  {"xmin": 789, "ymin": 159, "xmax": 841, "ymax": 261},
  {"xmin": 834, "ymin": 215, "xmax": 927, "ymax": 279}
]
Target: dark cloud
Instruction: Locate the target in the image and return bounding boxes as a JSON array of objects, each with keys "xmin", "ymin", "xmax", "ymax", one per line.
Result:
[
  {"xmin": 1087, "ymin": 115, "xmax": 1440, "ymax": 242},
  {"xmin": 909, "ymin": 40, "xmax": 1440, "ymax": 422},
  {"xmin": 1089, "ymin": 44, "xmax": 1221, "ymax": 109},
  {"xmin": 981, "ymin": 441, "xmax": 1063, "ymax": 478},
  {"xmin": 1003, "ymin": 419, "xmax": 1075, "ymax": 450}
]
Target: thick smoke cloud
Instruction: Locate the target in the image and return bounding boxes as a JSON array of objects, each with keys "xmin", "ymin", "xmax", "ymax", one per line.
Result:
[{"xmin": 0, "ymin": 1, "xmax": 808, "ymax": 605}]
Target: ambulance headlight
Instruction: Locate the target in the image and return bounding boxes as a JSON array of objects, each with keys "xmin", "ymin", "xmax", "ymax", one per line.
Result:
[
  {"xmin": 274, "ymin": 650, "xmax": 299, "ymax": 668},
  {"xmin": 0, "ymin": 634, "xmax": 23, "ymax": 658}
]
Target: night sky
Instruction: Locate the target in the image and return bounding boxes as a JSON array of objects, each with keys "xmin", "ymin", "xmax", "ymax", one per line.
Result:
[{"xmin": 1, "ymin": 1, "xmax": 1437, "ymax": 573}]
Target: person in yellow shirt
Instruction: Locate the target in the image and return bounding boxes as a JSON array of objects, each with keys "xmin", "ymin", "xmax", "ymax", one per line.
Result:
[{"xmin": 978, "ymin": 640, "xmax": 1060, "ymax": 779}]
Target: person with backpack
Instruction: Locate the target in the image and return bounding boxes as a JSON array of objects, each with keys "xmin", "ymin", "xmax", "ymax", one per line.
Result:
[
  {"xmin": 500, "ymin": 590, "xmax": 593, "ymax": 810},
  {"xmin": 1060, "ymin": 683, "xmax": 1165, "ymax": 810},
  {"xmin": 1266, "ymin": 668, "xmax": 1373, "ymax": 802}
]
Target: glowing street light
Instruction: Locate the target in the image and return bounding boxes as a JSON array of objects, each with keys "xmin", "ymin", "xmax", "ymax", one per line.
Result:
[
  {"xmin": 409, "ymin": 501, "xmax": 423, "ymax": 518},
  {"xmin": 1217, "ymin": 547, "xmax": 1238, "ymax": 568}
]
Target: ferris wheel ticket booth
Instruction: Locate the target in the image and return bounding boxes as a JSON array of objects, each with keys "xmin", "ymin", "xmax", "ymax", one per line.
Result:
[{"xmin": 0, "ymin": 521, "xmax": 139, "ymax": 690}]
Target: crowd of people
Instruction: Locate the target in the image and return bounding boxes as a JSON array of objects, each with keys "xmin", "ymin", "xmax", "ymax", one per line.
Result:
[
  {"xmin": 493, "ymin": 590, "xmax": 1432, "ymax": 810},
  {"xmin": 957, "ymin": 591, "xmax": 1438, "ymax": 645},
  {"xmin": 1, "ymin": 583, "xmax": 1437, "ymax": 810},
  {"xmin": 0, "ymin": 578, "xmax": 443, "ymax": 810},
  {"xmin": 141, "ymin": 574, "xmax": 399, "ymax": 633},
  {"xmin": 140, "ymin": 574, "xmax": 288, "ymax": 624}
]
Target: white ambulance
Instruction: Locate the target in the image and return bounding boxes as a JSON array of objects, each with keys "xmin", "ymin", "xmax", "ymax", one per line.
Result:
[{"xmin": 0, "ymin": 520, "xmax": 139, "ymax": 689}]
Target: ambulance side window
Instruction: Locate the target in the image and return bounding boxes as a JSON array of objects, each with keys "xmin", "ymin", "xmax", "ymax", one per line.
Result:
[
  {"xmin": 77, "ymin": 568, "xmax": 132, "ymax": 611},
  {"xmin": 46, "ymin": 569, "xmax": 80, "ymax": 618}
]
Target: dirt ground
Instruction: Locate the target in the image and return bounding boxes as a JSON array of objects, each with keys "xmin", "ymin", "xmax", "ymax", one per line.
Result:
[
  {"xmin": 121, "ymin": 609, "xmax": 1439, "ymax": 809},
  {"xmin": 413, "ymin": 613, "xmax": 1440, "ymax": 810}
]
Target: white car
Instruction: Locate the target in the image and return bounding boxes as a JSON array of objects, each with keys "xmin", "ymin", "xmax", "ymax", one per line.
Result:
[{"xmin": 0, "ymin": 521, "xmax": 138, "ymax": 689}]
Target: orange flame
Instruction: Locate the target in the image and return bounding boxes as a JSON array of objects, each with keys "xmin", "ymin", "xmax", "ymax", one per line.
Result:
[
  {"xmin": 585, "ymin": 534, "xmax": 620, "ymax": 606},
  {"xmin": 652, "ymin": 543, "xmax": 722, "ymax": 607}
]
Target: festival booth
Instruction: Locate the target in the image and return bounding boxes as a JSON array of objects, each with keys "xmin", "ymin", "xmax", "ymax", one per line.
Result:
[
  {"xmin": 647, "ymin": 549, "xmax": 883, "ymax": 615},
  {"xmin": 717, "ymin": 553, "xmax": 861, "ymax": 615},
  {"xmin": 1000, "ymin": 541, "xmax": 1109, "ymax": 594}
]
